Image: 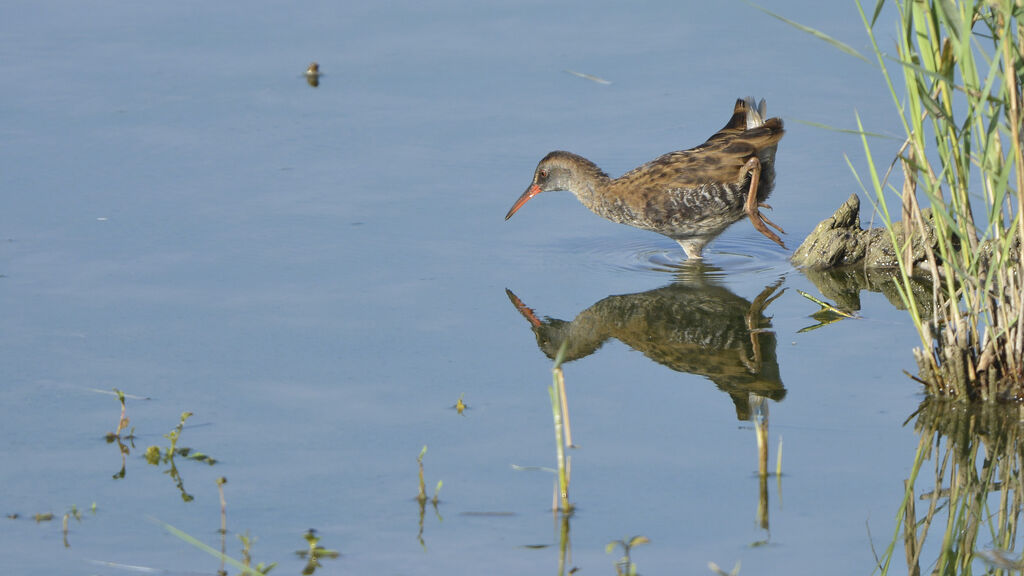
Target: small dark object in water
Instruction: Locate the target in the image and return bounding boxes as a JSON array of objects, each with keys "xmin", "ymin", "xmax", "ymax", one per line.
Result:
[{"xmin": 305, "ymin": 62, "xmax": 321, "ymax": 88}]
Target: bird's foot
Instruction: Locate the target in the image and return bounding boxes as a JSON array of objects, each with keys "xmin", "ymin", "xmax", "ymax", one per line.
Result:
[
  {"xmin": 746, "ymin": 205, "xmax": 787, "ymax": 249},
  {"xmin": 755, "ymin": 203, "xmax": 785, "ymax": 233},
  {"xmin": 742, "ymin": 157, "xmax": 787, "ymax": 249}
]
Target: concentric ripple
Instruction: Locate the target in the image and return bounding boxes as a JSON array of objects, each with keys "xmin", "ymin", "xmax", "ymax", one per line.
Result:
[{"xmin": 549, "ymin": 233, "xmax": 792, "ymax": 278}]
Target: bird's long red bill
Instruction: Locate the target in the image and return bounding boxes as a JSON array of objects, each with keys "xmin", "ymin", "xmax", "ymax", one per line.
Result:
[
  {"xmin": 504, "ymin": 288, "xmax": 542, "ymax": 327},
  {"xmin": 504, "ymin": 184, "xmax": 542, "ymax": 220}
]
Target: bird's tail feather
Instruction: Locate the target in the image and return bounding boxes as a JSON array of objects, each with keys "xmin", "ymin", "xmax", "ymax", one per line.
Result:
[{"xmin": 743, "ymin": 97, "xmax": 768, "ymax": 129}]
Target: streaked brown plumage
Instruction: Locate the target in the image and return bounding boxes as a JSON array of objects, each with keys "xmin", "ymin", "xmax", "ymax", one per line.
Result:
[{"xmin": 505, "ymin": 97, "xmax": 786, "ymax": 258}]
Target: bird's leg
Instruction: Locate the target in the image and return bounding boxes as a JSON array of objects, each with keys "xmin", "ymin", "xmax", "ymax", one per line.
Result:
[
  {"xmin": 676, "ymin": 238, "xmax": 706, "ymax": 260},
  {"xmin": 742, "ymin": 157, "xmax": 786, "ymax": 249},
  {"xmin": 744, "ymin": 280, "xmax": 785, "ymax": 370}
]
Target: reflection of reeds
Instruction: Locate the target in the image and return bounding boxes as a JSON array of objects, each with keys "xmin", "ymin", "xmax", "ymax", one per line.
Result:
[
  {"xmin": 104, "ymin": 389, "xmax": 137, "ymax": 479},
  {"xmin": 415, "ymin": 445, "xmax": 442, "ymax": 506},
  {"xmin": 750, "ymin": 393, "xmax": 783, "ymax": 543},
  {"xmin": 550, "ymin": 341, "xmax": 573, "ymax": 513},
  {"xmin": 415, "ymin": 446, "xmax": 442, "ymax": 549},
  {"xmin": 61, "ymin": 505, "xmax": 83, "ymax": 549},
  {"xmin": 882, "ymin": 398, "xmax": 1024, "ymax": 574},
  {"xmin": 217, "ymin": 476, "xmax": 228, "ymax": 574},
  {"xmin": 161, "ymin": 520, "xmax": 276, "ymax": 576}
]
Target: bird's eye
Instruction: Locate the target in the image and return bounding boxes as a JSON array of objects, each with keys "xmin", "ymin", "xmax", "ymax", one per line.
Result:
[{"xmin": 538, "ymin": 169, "xmax": 549, "ymax": 180}]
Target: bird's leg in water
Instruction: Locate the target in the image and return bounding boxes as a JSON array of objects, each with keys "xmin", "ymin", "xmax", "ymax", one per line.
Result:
[{"xmin": 742, "ymin": 156, "xmax": 786, "ymax": 249}]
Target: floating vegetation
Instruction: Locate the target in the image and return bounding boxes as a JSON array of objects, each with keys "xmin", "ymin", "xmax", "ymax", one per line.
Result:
[
  {"xmin": 6, "ymin": 501, "xmax": 95, "ymax": 548},
  {"xmin": 295, "ymin": 529, "xmax": 341, "ymax": 575},
  {"xmin": 161, "ymin": 519, "xmax": 276, "ymax": 576},
  {"xmin": 23, "ymin": 390, "xmax": 339, "ymax": 573},
  {"xmin": 415, "ymin": 445, "xmax": 442, "ymax": 506},
  {"xmin": 61, "ymin": 504, "xmax": 89, "ymax": 548},
  {"xmin": 304, "ymin": 62, "xmax": 321, "ymax": 88},
  {"xmin": 453, "ymin": 393, "xmax": 467, "ymax": 415},
  {"xmin": 166, "ymin": 525, "xmax": 340, "ymax": 576},
  {"xmin": 607, "ymin": 535, "xmax": 650, "ymax": 576},
  {"xmin": 415, "ymin": 445, "xmax": 443, "ymax": 549},
  {"xmin": 796, "ymin": 289, "xmax": 859, "ymax": 332},
  {"xmin": 216, "ymin": 477, "xmax": 227, "ymax": 535},
  {"xmin": 104, "ymin": 388, "xmax": 137, "ymax": 479},
  {"xmin": 107, "ymin": 388, "xmax": 132, "ymax": 439},
  {"xmin": 145, "ymin": 412, "xmax": 217, "ymax": 502},
  {"xmin": 154, "ymin": 476, "xmax": 284, "ymax": 575},
  {"xmin": 238, "ymin": 531, "xmax": 277, "ymax": 576}
]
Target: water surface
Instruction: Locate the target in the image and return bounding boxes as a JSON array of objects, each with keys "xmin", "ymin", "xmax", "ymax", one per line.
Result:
[{"xmin": 1, "ymin": 1, "xmax": 950, "ymax": 574}]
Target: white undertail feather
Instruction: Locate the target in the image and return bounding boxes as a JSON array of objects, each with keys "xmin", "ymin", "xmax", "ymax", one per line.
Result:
[
  {"xmin": 743, "ymin": 97, "xmax": 777, "ymax": 167},
  {"xmin": 743, "ymin": 97, "xmax": 768, "ymax": 129}
]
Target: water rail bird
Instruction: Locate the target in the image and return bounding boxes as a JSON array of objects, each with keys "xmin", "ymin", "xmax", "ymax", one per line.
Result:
[{"xmin": 505, "ymin": 97, "xmax": 786, "ymax": 259}]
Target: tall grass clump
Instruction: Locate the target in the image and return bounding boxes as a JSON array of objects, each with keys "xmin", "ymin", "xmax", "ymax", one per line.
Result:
[{"xmin": 854, "ymin": 0, "xmax": 1023, "ymax": 400}]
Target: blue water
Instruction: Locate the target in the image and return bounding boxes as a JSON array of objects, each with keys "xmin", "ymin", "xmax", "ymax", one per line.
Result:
[{"xmin": 1, "ymin": 1, "xmax": 937, "ymax": 574}]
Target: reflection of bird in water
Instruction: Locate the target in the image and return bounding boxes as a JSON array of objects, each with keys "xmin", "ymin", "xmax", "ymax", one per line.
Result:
[
  {"xmin": 305, "ymin": 62, "xmax": 321, "ymax": 88},
  {"xmin": 504, "ymin": 98, "xmax": 785, "ymax": 259},
  {"xmin": 506, "ymin": 274, "xmax": 785, "ymax": 420}
]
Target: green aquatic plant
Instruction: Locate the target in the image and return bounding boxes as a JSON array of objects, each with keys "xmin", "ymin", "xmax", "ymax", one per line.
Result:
[
  {"xmin": 414, "ymin": 445, "xmax": 443, "ymax": 549},
  {"xmin": 606, "ymin": 535, "xmax": 650, "ymax": 576},
  {"xmin": 161, "ymin": 519, "xmax": 276, "ymax": 576},
  {"xmin": 239, "ymin": 531, "xmax": 277, "ymax": 575},
  {"xmin": 145, "ymin": 412, "xmax": 217, "ymax": 502},
  {"xmin": 217, "ymin": 476, "xmax": 228, "ymax": 535},
  {"xmin": 415, "ymin": 445, "xmax": 442, "ymax": 505},
  {"xmin": 453, "ymin": 393, "xmax": 467, "ymax": 415},
  {"xmin": 146, "ymin": 412, "xmax": 217, "ymax": 465},
  {"xmin": 60, "ymin": 504, "xmax": 89, "ymax": 548},
  {"xmin": 106, "ymin": 388, "xmax": 133, "ymax": 439},
  {"xmin": 796, "ymin": 289, "xmax": 859, "ymax": 332},
  {"xmin": 851, "ymin": 0, "xmax": 1024, "ymax": 401},
  {"xmin": 158, "ymin": 477, "xmax": 289, "ymax": 575},
  {"xmin": 104, "ymin": 388, "xmax": 137, "ymax": 479},
  {"xmin": 216, "ymin": 477, "xmax": 229, "ymax": 573},
  {"xmin": 763, "ymin": 0, "xmax": 1024, "ymax": 399},
  {"xmin": 295, "ymin": 529, "xmax": 340, "ymax": 575}
]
